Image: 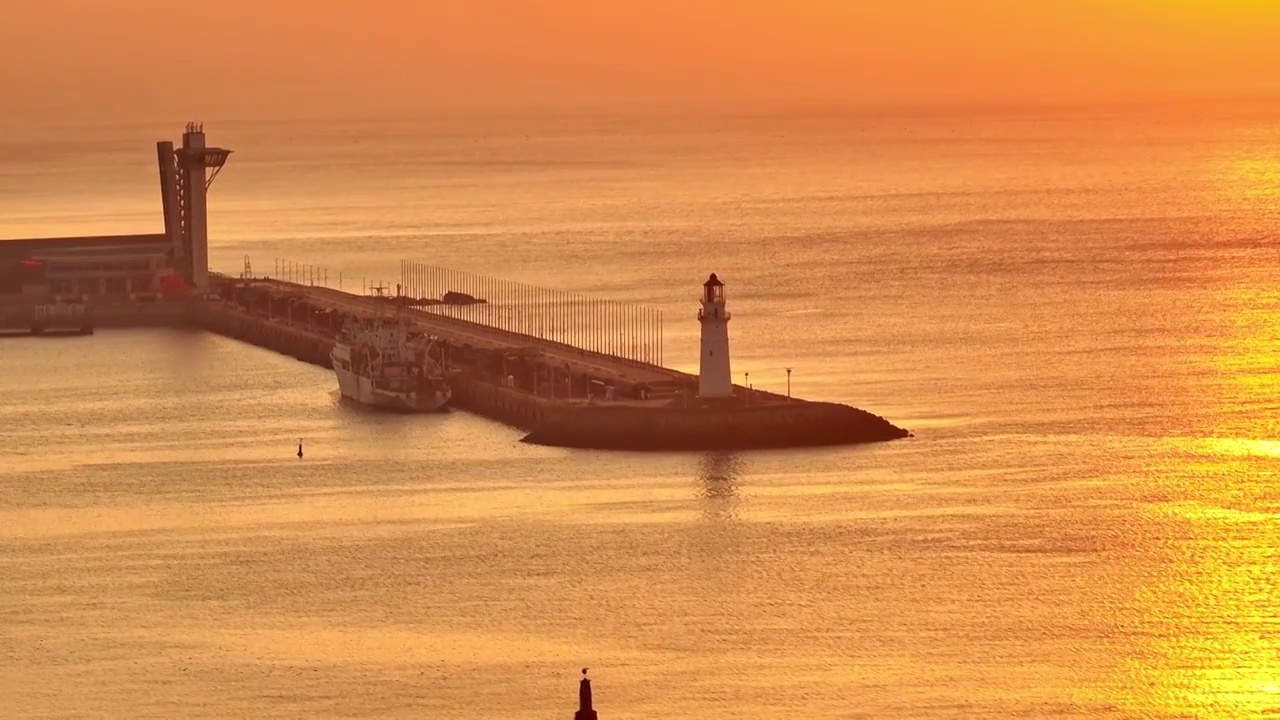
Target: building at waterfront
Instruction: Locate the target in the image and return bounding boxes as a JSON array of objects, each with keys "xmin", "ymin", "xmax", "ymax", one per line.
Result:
[{"xmin": 0, "ymin": 124, "xmax": 229, "ymax": 301}]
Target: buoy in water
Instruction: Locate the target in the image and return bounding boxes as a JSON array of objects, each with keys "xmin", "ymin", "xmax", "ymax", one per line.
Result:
[{"xmin": 297, "ymin": 439, "xmax": 304, "ymax": 458}]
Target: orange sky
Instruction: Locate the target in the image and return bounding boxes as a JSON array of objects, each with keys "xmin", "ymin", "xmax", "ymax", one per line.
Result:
[{"xmin": 2, "ymin": 0, "xmax": 1278, "ymax": 122}]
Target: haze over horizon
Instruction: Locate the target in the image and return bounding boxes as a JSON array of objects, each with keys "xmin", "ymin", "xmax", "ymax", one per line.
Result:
[{"xmin": 3, "ymin": 0, "xmax": 1280, "ymax": 126}]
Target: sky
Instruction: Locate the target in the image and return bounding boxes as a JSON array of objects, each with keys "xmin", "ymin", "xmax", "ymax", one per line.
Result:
[{"xmin": 1, "ymin": 0, "xmax": 1279, "ymax": 122}]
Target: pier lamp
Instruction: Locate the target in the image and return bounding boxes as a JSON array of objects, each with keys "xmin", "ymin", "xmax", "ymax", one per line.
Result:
[{"xmin": 786, "ymin": 367, "xmax": 792, "ymax": 399}]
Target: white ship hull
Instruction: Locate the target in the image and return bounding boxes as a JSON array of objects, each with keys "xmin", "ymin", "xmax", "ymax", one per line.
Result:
[
  {"xmin": 333, "ymin": 364, "xmax": 452, "ymax": 412},
  {"xmin": 329, "ymin": 311, "xmax": 452, "ymax": 413}
]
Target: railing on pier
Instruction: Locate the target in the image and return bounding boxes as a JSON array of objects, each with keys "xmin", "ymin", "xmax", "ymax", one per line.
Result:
[
  {"xmin": 233, "ymin": 260, "xmax": 670, "ymax": 372},
  {"xmin": 396, "ymin": 261, "xmax": 664, "ymax": 367}
]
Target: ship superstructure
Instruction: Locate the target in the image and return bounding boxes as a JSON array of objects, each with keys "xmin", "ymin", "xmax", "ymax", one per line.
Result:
[{"xmin": 330, "ymin": 309, "xmax": 452, "ymax": 412}]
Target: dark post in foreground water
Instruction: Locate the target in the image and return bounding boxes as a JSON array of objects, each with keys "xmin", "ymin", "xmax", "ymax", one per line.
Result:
[{"xmin": 575, "ymin": 668, "xmax": 598, "ymax": 720}]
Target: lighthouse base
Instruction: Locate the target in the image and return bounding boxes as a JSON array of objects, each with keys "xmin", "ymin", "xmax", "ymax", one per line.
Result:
[{"xmin": 521, "ymin": 396, "xmax": 910, "ymax": 451}]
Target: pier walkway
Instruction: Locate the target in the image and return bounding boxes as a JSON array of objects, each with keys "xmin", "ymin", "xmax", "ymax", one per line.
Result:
[{"xmin": 226, "ymin": 277, "xmax": 694, "ymax": 391}]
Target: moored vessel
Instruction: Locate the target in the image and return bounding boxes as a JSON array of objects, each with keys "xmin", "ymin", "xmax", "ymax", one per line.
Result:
[{"xmin": 330, "ymin": 310, "xmax": 452, "ymax": 412}]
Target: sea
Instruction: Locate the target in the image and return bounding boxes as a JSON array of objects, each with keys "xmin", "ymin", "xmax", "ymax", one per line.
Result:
[{"xmin": 2, "ymin": 102, "xmax": 1279, "ymax": 719}]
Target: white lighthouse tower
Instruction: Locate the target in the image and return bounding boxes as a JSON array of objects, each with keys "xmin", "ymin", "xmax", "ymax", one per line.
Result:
[{"xmin": 698, "ymin": 272, "xmax": 733, "ymax": 398}]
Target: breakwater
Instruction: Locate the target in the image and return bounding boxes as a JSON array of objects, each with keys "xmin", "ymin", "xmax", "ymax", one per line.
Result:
[{"xmin": 188, "ymin": 278, "xmax": 910, "ymax": 450}]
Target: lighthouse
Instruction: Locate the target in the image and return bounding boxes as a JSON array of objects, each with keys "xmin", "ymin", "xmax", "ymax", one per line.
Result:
[{"xmin": 698, "ymin": 272, "xmax": 733, "ymax": 398}]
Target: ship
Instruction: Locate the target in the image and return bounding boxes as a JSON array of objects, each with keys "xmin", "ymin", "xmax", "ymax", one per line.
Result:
[{"xmin": 330, "ymin": 310, "xmax": 452, "ymax": 412}]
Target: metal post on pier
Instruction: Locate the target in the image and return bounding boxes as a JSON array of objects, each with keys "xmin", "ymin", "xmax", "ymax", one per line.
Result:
[
  {"xmin": 522, "ymin": 280, "xmax": 529, "ymax": 334},
  {"xmin": 555, "ymin": 285, "xmax": 565, "ymax": 345},
  {"xmin": 649, "ymin": 307, "xmax": 656, "ymax": 364},
  {"xmin": 645, "ymin": 307, "xmax": 655, "ymax": 363},
  {"xmin": 517, "ymin": 281, "xmax": 524, "ymax": 335},
  {"xmin": 567, "ymin": 292, "xmax": 574, "ymax": 348}
]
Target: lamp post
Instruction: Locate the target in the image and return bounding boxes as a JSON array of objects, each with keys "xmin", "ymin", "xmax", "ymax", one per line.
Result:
[
  {"xmin": 744, "ymin": 371, "xmax": 750, "ymax": 406},
  {"xmin": 786, "ymin": 367, "xmax": 792, "ymax": 399}
]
